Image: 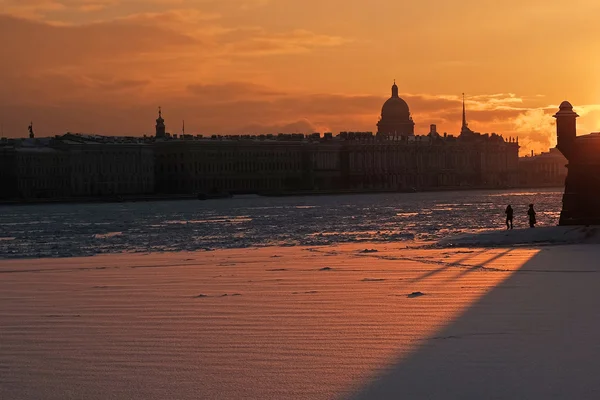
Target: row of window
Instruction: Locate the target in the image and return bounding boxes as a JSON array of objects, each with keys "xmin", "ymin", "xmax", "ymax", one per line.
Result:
[
  {"xmin": 72, "ymin": 182, "xmax": 153, "ymax": 195},
  {"xmin": 164, "ymin": 177, "xmax": 284, "ymax": 191},
  {"xmin": 159, "ymin": 162, "xmax": 303, "ymax": 174},
  {"xmin": 159, "ymin": 151, "xmax": 302, "ymax": 159}
]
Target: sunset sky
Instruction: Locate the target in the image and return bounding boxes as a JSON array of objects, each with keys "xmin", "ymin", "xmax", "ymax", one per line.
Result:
[{"xmin": 1, "ymin": 0, "xmax": 600, "ymax": 155}]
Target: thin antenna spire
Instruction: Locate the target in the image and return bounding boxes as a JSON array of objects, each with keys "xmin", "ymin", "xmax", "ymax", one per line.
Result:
[
  {"xmin": 182, "ymin": 120, "xmax": 185, "ymax": 135},
  {"xmin": 461, "ymin": 93, "xmax": 468, "ymax": 130},
  {"xmin": 158, "ymin": 106, "xmax": 162, "ymax": 118}
]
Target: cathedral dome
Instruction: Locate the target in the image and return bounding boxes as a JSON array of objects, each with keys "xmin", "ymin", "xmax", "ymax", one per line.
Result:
[
  {"xmin": 381, "ymin": 82, "xmax": 410, "ymax": 121},
  {"xmin": 377, "ymin": 81, "xmax": 415, "ymax": 137},
  {"xmin": 381, "ymin": 97, "xmax": 410, "ymax": 120}
]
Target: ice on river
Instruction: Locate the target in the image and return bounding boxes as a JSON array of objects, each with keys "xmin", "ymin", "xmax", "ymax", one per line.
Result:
[{"xmin": 0, "ymin": 189, "xmax": 563, "ymax": 258}]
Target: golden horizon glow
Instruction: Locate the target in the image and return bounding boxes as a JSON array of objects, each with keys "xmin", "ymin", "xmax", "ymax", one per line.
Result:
[{"xmin": 1, "ymin": 0, "xmax": 599, "ymax": 155}]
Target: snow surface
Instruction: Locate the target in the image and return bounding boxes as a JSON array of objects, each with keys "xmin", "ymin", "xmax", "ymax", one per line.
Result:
[
  {"xmin": 3, "ymin": 187, "xmax": 600, "ymax": 399},
  {"xmin": 437, "ymin": 225, "xmax": 600, "ymax": 248},
  {"xmin": 2, "ymin": 243, "xmax": 600, "ymax": 399}
]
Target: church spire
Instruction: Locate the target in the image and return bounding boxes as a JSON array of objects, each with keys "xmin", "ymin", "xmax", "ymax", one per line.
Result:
[
  {"xmin": 461, "ymin": 93, "xmax": 468, "ymax": 130},
  {"xmin": 460, "ymin": 93, "xmax": 475, "ymax": 137},
  {"xmin": 155, "ymin": 106, "xmax": 166, "ymax": 138}
]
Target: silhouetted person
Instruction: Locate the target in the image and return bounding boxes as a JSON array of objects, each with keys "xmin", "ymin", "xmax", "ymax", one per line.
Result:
[
  {"xmin": 505, "ymin": 205, "xmax": 513, "ymax": 230},
  {"xmin": 528, "ymin": 204, "xmax": 536, "ymax": 228}
]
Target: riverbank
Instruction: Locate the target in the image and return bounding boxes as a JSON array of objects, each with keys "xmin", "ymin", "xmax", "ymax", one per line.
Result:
[
  {"xmin": 0, "ymin": 185, "xmax": 563, "ymax": 206},
  {"xmin": 0, "ymin": 193, "xmax": 198, "ymax": 206}
]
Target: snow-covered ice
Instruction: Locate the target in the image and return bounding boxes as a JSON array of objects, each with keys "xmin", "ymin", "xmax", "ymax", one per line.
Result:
[
  {"xmin": 2, "ymin": 242, "xmax": 600, "ymax": 399},
  {"xmin": 0, "ymin": 188, "xmax": 563, "ymax": 258},
  {"xmin": 437, "ymin": 225, "xmax": 600, "ymax": 247},
  {"xmin": 3, "ymin": 187, "xmax": 600, "ymax": 399}
]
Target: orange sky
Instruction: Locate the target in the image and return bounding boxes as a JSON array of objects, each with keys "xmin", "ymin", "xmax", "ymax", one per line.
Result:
[{"xmin": 1, "ymin": 0, "xmax": 600, "ymax": 155}]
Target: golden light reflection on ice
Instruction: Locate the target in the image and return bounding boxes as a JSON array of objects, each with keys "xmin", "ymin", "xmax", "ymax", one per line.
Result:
[{"xmin": 0, "ymin": 244, "xmax": 539, "ymax": 400}]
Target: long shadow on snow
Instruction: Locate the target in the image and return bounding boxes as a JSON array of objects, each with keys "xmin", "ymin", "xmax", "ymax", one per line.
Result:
[{"xmin": 345, "ymin": 244, "xmax": 600, "ymax": 400}]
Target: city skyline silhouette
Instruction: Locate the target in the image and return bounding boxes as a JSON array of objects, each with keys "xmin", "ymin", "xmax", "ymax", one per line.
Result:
[
  {"xmin": 1, "ymin": 1, "xmax": 599, "ymax": 156},
  {"xmin": 3, "ymin": 3, "xmax": 600, "ymax": 399}
]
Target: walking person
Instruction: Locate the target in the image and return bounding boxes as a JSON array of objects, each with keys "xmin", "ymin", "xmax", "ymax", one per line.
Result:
[
  {"xmin": 527, "ymin": 204, "xmax": 536, "ymax": 228},
  {"xmin": 505, "ymin": 205, "xmax": 514, "ymax": 230}
]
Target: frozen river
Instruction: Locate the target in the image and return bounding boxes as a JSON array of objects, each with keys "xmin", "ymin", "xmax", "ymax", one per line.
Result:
[{"xmin": 0, "ymin": 188, "xmax": 563, "ymax": 259}]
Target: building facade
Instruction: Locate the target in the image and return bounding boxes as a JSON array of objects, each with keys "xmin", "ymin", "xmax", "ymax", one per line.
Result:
[
  {"xmin": 15, "ymin": 147, "xmax": 71, "ymax": 199},
  {"xmin": 0, "ymin": 135, "xmax": 154, "ymax": 200},
  {"xmin": 0, "ymin": 142, "xmax": 17, "ymax": 199},
  {"xmin": 0, "ymin": 139, "xmax": 70, "ymax": 199},
  {"xmin": 0, "ymin": 84, "xmax": 521, "ymax": 201},
  {"xmin": 58, "ymin": 134, "xmax": 154, "ymax": 197},
  {"xmin": 154, "ymin": 136, "xmax": 310, "ymax": 195},
  {"xmin": 518, "ymin": 148, "xmax": 567, "ymax": 188},
  {"xmin": 149, "ymin": 84, "xmax": 518, "ymax": 195}
]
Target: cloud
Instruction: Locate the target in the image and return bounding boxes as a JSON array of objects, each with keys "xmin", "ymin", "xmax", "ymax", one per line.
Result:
[
  {"xmin": 574, "ymin": 105, "xmax": 600, "ymax": 135},
  {"xmin": 112, "ymin": 8, "xmax": 222, "ymax": 29},
  {"xmin": 0, "ymin": 14, "xmax": 197, "ymax": 73},
  {"xmin": 0, "ymin": 0, "xmax": 67, "ymax": 19},
  {"xmin": 3, "ymin": 75, "xmax": 599, "ymax": 158},
  {"xmin": 1, "ymin": 3, "xmax": 598, "ymax": 159},
  {"xmin": 0, "ymin": 11, "xmax": 352, "ymax": 111},
  {"xmin": 223, "ymin": 28, "xmax": 351, "ymax": 56},
  {"xmin": 187, "ymin": 82, "xmax": 285, "ymax": 101},
  {"xmin": 0, "ymin": 10, "xmax": 350, "ymax": 76},
  {"xmin": 0, "ymin": 0, "xmax": 123, "ymax": 20},
  {"xmin": 512, "ymin": 109, "xmax": 556, "ymax": 152},
  {"xmin": 238, "ymin": 0, "xmax": 270, "ymax": 10},
  {"xmin": 234, "ymin": 119, "xmax": 321, "ymax": 135}
]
